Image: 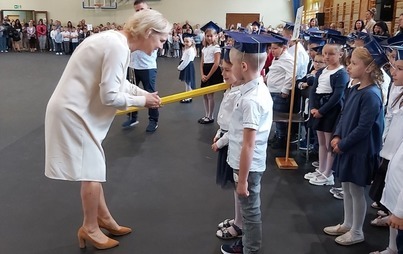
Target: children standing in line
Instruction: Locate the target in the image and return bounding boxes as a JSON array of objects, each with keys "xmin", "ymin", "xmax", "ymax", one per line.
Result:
[
  {"xmin": 177, "ymin": 33, "xmax": 196, "ymax": 103},
  {"xmin": 304, "ymin": 34, "xmax": 349, "ymax": 186},
  {"xmin": 198, "ymin": 21, "xmax": 223, "ymax": 124},
  {"xmin": 323, "ymin": 41, "xmax": 387, "ymax": 246},
  {"xmin": 370, "ymin": 47, "xmax": 403, "ymax": 254},
  {"xmin": 220, "ymin": 32, "xmax": 275, "ymax": 254},
  {"xmin": 212, "ymin": 46, "xmax": 243, "ymax": 240}
]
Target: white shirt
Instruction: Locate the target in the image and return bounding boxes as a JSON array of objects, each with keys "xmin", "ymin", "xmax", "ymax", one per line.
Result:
[
  {"xmin": 227, "ymin": 77, "xmax": 273, "ymax": 172},
  {"xmin": 45, "ymin": 31, "xmax": 148, "ymax": 182},
  {"xmin": 316, "ymin": 66, "xmax": 343, "ymax": 94},
  {"xmin": 381, "ymin": 68, "xmax": 391, "ymax": 106},
  {"xmin": 177, "ymin": 47, "xmax": 196, "ymax": 71},
  {"xmin": 70, "ymin": 31, "xmax": 79, "ymax": 43},
  {"xmin": 380, "ymin": 84, "xmax": 403, "ymax": 159},
  {"xmin": 266, "ymin": 50, "xmax": 294, "ymax": 94},
  {"xmin": 288, "ymin": 42, "xmax": 309, "ymax": 79},
  {"xmin": 132, "ymin": 50, "xmax": 157, "ymax": 69},
  {"xmin": 381, "ymin": 140, "xmax": 403, "ymax": 218},
  {"xmin": 202, "ymin": 45, "xmax": 221, "ymax": 63},
  {"xmin": 215, "ymin": 85, "xmax": 242, "ymax": 149},
  {"xmin": 61, "ymin": 31, "xmax": 70, "ymax": 41}
]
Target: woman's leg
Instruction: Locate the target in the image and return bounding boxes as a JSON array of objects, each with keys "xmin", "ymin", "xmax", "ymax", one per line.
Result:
[
  {"xmin": 81, "ymin": 182, "xmax": 109, "ymax": 243},
  {"xmin": 97, "ymin": 184, "xmax": 120, "ymax": 229}
]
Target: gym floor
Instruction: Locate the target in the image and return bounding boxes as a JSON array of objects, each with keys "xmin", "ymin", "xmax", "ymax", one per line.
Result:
[{"xmin": 0, "ymin": 52, "xmax": 387, "ymax": 254}]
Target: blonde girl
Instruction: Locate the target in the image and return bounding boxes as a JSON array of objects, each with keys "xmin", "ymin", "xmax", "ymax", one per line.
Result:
[
  {"xmin": 305, "ymin": 38, "xmax": 349, "ymax": 186},
  {"xmin": 324, "ymin": 44, "xmax": 387, "ymax": 246}
]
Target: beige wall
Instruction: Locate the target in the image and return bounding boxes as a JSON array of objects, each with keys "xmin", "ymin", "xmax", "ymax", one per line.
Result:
[{"xmin": 0, "ymin": 0, "xmax": 294, "ymax": 28}]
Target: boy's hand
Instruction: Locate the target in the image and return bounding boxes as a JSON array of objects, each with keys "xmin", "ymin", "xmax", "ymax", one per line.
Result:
[
  {"xmin": 389, "ymin": 214, "xmax": 403, "ymax": 229},
  {"xmin": 237, "ymin": 181, "xmax": 249, "ymax": 197}
]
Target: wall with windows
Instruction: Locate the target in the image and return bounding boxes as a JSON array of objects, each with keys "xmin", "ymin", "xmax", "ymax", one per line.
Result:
[{"xmin": 0, "ymin": 0, "xmax": 293, "ymax": 29}]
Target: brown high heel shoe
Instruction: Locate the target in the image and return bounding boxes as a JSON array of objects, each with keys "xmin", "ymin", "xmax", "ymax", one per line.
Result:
[
  {"xmin": 77, "ymin": 227, "xmax": 119, "ymax": 249},
  {"xmin": 98, "ymin": 219, "xmax": 132, "ymax": 236}
]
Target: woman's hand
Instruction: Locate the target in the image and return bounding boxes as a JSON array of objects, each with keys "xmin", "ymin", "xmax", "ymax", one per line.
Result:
[
  {"xmin": 144, "ymin": 92, "xmax": 161, "ymax": 108},
  {"xmin": 211, "ymin": 143, "xmax": 219, "ymax": 152}
]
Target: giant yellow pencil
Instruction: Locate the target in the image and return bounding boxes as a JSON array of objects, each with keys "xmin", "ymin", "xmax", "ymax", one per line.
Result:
[{"xmin": 116, "ymin": 83, "xmax": 229, "ymax": 115}]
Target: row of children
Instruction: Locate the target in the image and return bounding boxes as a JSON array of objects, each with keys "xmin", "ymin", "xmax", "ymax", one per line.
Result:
[{"xmin": 178, "ymin": 19, "xmax": 403, "ymax": 253}]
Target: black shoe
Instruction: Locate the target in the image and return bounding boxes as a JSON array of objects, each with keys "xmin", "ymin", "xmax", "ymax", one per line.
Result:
[
  {"xmin": 146, "ymin": 120, "xmax": 158, "ymax": 133},
  {"xmin": 270, "ymin": 136, "xmax": 286, "ymax": 149},
  {"xmin": 221, "ymin": 239, "xmax": 243, "ymax": 254}
]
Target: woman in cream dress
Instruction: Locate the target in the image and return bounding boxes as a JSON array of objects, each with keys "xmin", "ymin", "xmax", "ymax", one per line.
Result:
[{"xmin": 45, "ymin": 9, "xmax": 171, "ymax": 250}]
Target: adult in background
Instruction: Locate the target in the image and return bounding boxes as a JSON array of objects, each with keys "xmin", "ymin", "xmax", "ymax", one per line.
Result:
[
  {"xmin": 44, "ymin": 9, "xmax": 170, "ymax": 250},
  {"xmin": 121, "ymin": 0, "xmax": 160, "ymax": 133}
]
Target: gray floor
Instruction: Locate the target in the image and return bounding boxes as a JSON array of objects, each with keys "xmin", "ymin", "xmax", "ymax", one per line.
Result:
[{"xmin": 0, "ymin": 52, "xmax": 388, "ymax": 254}]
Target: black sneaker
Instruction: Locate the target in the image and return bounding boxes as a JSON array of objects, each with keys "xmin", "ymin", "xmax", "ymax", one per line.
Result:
[
  {"xmin": 221, "ymin": 239, "xmax": 243, "ymax": 254},
  {"xmin": 122, "ymin": 117, "xmax": 139, "ymax": 128},
  {"xmin": 146, "ymin": 120, "xmax": 158, "ymax": 133}
]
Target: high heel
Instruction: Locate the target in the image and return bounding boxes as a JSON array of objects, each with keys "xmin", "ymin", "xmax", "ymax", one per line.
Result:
[
  {"xmin": 77, "ymin": 227, "xmax": 119, "ymax": 249},
  {"xmin": 98, "ymin": 219, "xmax": 132, "ymax": 236}
]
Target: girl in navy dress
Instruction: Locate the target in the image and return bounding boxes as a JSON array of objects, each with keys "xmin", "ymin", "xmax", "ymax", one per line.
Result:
[
  {"xmin": 323, "ymin": 42, "xmax": 387, "ymax": 246},
  {"xmin": 211, "ymin": 47, "xmax": 243, "ymax": 239},
  {"xmin": 198, "ymin": 21, "xmax": 223, "ymax": 124},
  {"xmin": 177, "ymin": 33, "xmax": 196, "ymax": 103},
  {"xmin": 304, "ymin": 35, "xmax": 349, "ymax": 186}
]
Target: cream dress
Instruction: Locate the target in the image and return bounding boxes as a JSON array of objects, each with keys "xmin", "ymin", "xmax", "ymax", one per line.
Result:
[{"xmin": 45, "ymin": 30, "xmax": 148, "ymax": 182}]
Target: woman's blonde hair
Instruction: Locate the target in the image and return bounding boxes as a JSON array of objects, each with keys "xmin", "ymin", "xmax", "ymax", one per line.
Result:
[{"xmin": 123, "ymin": 9, "xmax": 171, "ymax": 39}]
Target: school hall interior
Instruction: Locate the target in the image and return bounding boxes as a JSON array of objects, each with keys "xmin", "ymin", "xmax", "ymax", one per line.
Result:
[{"xmin": 0, "ymin": 0, "xmax": 397, "ymax": 253}]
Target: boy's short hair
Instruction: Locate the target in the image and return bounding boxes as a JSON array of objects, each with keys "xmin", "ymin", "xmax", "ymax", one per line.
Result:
[{"xmin": 230, "ymin": 48, "xmax": 267, "ymax": 72}]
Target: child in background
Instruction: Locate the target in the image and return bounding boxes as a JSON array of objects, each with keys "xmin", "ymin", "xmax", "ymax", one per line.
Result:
[
  {"xmin": 265, "ymin": 35, "xmax": 293, "ymax": 149},
  {"xmin": 198, "ymin": 21, "xmax": 223, "ymax": 124},
  {"xmin": 304, "ymin": 34, "xmax": 349, "ymax": 186},
  {"xmin": 212, "ymin": 46, "xmax": 243, "ymax": 240},
  {"xmin": 324, "ymin": 40, "xmax": 387, "ymax": 246},
  {"xmin": 177, "ymin": 33, "xmax": 196, "ymax": 103},
  {"xmin": 61, "ymin": 26, "xmax": 71, "ymax": 55},
  {"xmin": 54, "ymin": 28, "xmax": 63, "ymax": 55},
  {"xmin": 70, "ymin": 27, "xmax": 79, "ymax": 53},
  {"xmin": 220, "ymin": 32, "xmax": 275, "ymax": 254},
  {"xmin": 172, "ymin": 31, "xmax": 180, "ymax": 58}
]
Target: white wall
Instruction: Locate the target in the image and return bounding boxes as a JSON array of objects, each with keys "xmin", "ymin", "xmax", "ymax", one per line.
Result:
[{"xmin": 0, "ymin": 0, "xmax": 293, "ymax": 28}]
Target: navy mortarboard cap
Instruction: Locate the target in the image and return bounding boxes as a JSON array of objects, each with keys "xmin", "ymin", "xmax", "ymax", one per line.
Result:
[
  {"xmin": 311, "ymin": 45, "xmax": 324, "ymax": 54},
  {"xmin": 226, "ymin": 31, "xmax": 281, "ymax": 53},
  {"xmin": 182, "ymin": 33, "xmax": 195, "ymax": 39},
  {"xmin": 392, "ymin": 46, "xmax": 403, "ymax": 60},
  {"xmin": 326, "ymin": 33, "xmax": 347, "ymax": 45},
  {"xmin": 283, "ymin": 21, "xmax": 295, "ymax": 31},
  {"xmin": 252, "ymin": 21, "xmax": 260, "ymax": 27},
  {"xmin": 221, "ymin": 46, "xmax": 232, "ymax": 62},
  {"xmin": 325, "ymin": 29, "xmax": 341, "ymax": 35},
  {"xmin": 201, "ymin": 21, "xmax": 221, "ymax": 32},
  {"xmin": 307, "ymin": 27, "xmax": 320, "ymax": 33},
  {"xmin": 372, "ymin": 35, "xmax": 388, "ymax": 44},
  {"xmin": 309, "ymin": 35, "xmax": 326, "ymax": 46},
  {"xmin": 363, "ymin": 36, "xmax": 389, "ymax": 67},
  {"xmin": 385, "ymin": 33, "xmax": 403, "ymax": 46},
  {"xmin": 269, "ymin": 33, "xmax": 289, "ymax": 45}
]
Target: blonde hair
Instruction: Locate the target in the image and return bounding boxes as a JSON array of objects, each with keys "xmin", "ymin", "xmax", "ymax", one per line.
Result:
[
  {"xmin": 230, "ymin": 48, "xmax": 267, "ymax": 72},
  {"xmin": 123, "ymin": 9, "xmax": 171, "ymax": 39},
  {"xmin": 352, "ymin": 47, "xmax": 384, "ymax": 85}
]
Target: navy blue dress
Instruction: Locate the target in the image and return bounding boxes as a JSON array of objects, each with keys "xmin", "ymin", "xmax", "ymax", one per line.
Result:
[
  {"xmin": 333, "ymin": 84, "xmax": 384, "ymax": 187},
  {"xmin": 179, "ymin": 60, "xmax": 196, "ymax": 89}
]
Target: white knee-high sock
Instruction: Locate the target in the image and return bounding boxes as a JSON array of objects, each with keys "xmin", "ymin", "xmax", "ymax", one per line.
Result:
[
  {"xmin": 207, "ymin": 93, "xmax": 215, "ymax": 119},
  {"xmin": 203, "ymin": 95, "xmax": 208, "ymax": 117},
  {"xmin": 323, "ymin": 132, "xmax": 334, "ymax": 177},
  {"xmin": 350, "ymin": 182, "xmax": 366, "ymax": 236},
  {"xmin": 317, "ymin": 131, "xmax": 327, "ymax": 173},
  {"xmin": 342, "ymin": 182, "xmax": 353, "ymax": 229},
  {"xmin": 388, "ymin": 227, "xmax": 398, "ymax": 252}
]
